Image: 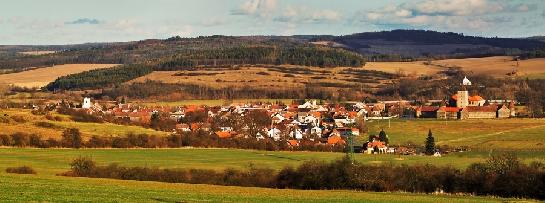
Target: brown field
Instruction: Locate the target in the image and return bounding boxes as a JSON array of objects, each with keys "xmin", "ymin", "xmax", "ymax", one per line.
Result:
[
  {"xmin": 365, "ymin": 56, "xmax": 545, "ymax": 78},
  {"xmin": 431, "ymin": 56, "xmax": 545, "ymax": 77},
  {"xmin": 0, "ymin": 64, "xmax": 119, "ymax": 88},
  {"xmin": 17, "ymin": 51, "xmax": 57, "ymax": 56},
  {"xmin": 131, "ymin": 65, "xmax": 392, "ymax": 89},
  {"xmin": 364, "ymin": 61, "xmax": 441, "ymax": 76}
]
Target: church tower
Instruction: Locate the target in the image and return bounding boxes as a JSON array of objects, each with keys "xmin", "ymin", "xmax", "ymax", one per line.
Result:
[{"xmin": 456, "ymin": 76, "xmax": 471, "ymax": 108}]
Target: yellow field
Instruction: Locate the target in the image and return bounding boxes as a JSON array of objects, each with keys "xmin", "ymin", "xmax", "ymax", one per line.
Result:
[
  {"xmin": 0, "ymin": 109, "xmax": 167, "ymax": 139},
  {"xmin": 17, "ymin": 51, "xmax": 57, "ymax": 56},
  {"xmin": 0, "ymin": 64, "xmax": 119, "ymax": 88},
  {"xmin": 131, "ymin": 65, "xmax": 392, "ymax": 91},
  {"xmin": 365, "ymin": 56, "xmax": 545, "ymax": 78},
  {"xmin": 365, "ymin": 61, "xmax": 441, "ymax": 76},
  {"xmin": 431, "ymin": 56, "xmax": 545, "ymax": 77}
]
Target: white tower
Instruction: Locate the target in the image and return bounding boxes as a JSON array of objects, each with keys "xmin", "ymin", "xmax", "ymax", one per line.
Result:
[
  {"xmin": 457, "ymin": 76, "xmax": 471, "ymax": 108},
  {"xmin": 456, "ymin": 91, "xmax": 469, "ymax": 108},
  {"xmin": 82, "ymin": 97, "xmax": 91, "ymax": 109}
]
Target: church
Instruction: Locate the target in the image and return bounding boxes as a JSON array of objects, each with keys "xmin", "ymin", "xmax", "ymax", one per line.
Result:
[{"xmin": 417, "ymin": 77, "xmax": 515, "ymax": 120}]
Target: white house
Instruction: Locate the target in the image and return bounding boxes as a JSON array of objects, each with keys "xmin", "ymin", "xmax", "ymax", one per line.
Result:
[
  {"xmin": 289, "ymin": 129, "xmax": 304, "ymax": 140},
  {"xmin": 82, "ymin": 97, "xmax": 92, "ymax": 109},
  {"xmin": 267, "ymin": 128, "xmax": 282, "ymax": 141}
]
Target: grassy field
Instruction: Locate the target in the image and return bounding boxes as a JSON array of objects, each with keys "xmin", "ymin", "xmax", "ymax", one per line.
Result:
[
  {"xmin": 0, "ymin": 148, "xmax": 541, "ymax": 202},
  {"xmin": 0, "ymin": 64, "xmax": 119, "ymax": 88},
  {"xmin": 1, "ymin": 148, "xmax": 543, "ymax": 174},
  {"xmin": 366, "ymin": 119, "xmax": 545, "ymax": 150},
  {"xmin": 1, "ymin": 174, "xmax": 526, "ymax": 203},
  {"xmin": 0, "ymin": 109, "xmax": 167, "ymax": 139}
]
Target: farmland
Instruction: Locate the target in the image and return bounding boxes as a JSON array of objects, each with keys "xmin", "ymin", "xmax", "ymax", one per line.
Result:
[
  {"xmin": 131, "ymin": 65, "xmax": 395, "ymax": 90},
  {"xmin": 364, "ymin": 56, "xmax": 545, "ymax": 79},
  {"xmin": 0, "ymin": 148, "xmax": 541, "ymax": 202},
  {"xmin": 0, "ymin": 64, "xmax": 119, "ymax": 88},
  {"xmin": 0, "ymin": 173, "xmax": 523, "ymax": 203},
  {"xmin": 0, "ymin": 109, "xmax": 167, "ymax": 140},
  {"xmin": 366, "ymin": 119, "xmax": 545, "ymax": 150}
]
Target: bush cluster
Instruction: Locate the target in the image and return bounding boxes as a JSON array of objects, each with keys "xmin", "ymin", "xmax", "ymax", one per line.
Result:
[
  {"xmin": 5, "ymin": 166, "xmax": 37, "ymax": 174},
  {"xmin": 0, "ymin": 130, "xmax": 345, "ymax": 152},
  {"xmin": 64, "ymin": 154, "xmax": 545, "ymax": 200}
]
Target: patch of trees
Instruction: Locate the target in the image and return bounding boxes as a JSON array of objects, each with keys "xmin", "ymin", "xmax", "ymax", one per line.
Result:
[
  {"xmin": 337, "ymin": 30, "xmax": 545, "ymax": 50},
  {"xmin": 0, "ymin": 130, "xmax": 345, "ymax": 152},
  {"xmin": 98, "ymin": 80, "xmax": 361, "ymax": 101},
  {"xmin": 64, "ymin": 154, "xmax": 545, "ymax": 200},
  {"xmin": 45, "ymin": 64, "xmax": 152, "ymax": 90}
]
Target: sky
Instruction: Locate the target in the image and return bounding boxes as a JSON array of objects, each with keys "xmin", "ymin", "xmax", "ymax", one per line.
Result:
[{"xmin": 0, "ymin": 0, "xmax": 544, "ymax": 45}]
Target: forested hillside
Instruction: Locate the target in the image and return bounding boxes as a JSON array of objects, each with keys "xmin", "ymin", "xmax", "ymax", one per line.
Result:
[
  {"xmin": 310, "ymin": 30, "xmax": 545, "ymax": 60},
  {"xmin": 0, "ymin": 36, "xmax": 364, "ymax": 72}
]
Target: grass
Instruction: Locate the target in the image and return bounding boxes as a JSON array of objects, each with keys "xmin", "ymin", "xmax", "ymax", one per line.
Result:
[
  {"xmin": 0, "ymin": 148, "xmax": 541, "ymax": 202},
  {"xmin": 366, "ymin": 119, "xmax": 545, "ymax": 150},
  {"xmin": 0, "ymin": 64, "xmax": 119, "ymax": 88},
  {"xmin": 1, "ymin": 174, "xmax": 527, "ymax": 203},
  {"xmin": 0, "ymin": 109, "xmax": 167, "ymax": 139},
  {"xmin": 1, "ymin": 148, "xmax": 543, "ymax": 176}
]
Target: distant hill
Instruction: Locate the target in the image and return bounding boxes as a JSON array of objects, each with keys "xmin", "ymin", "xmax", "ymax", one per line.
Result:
[{"xmin": 305, "ymin": 30, "xmax": 545, "ymax": 60}]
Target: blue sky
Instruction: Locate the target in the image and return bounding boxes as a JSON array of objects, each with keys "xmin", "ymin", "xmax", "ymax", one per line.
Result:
[{"xmin": 0, "ymin": 0, "xmax": 544, "ymax": 45}]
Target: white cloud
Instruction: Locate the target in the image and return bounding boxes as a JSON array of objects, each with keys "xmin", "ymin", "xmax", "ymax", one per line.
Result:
[
  {"xmin": 201, "ymin": 17, "xmax": 227, "ymax": 27},
  {"xmin": 353, "ymin": 0, "xmax": 534, "ymax": 31},
  {"xmin": 231, "ymin": 0, "xmax": 278, "ymax": 18},
  {"xmin": 407, "ymin": 0, "xmax": 503, "ymax": 16},
  {"xmin": 274, "ymin": 6, "xmax": 341, "ymax": 24}
]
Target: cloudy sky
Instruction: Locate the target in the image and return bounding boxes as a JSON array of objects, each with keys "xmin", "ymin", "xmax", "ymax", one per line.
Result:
[{"xmin": 1, "ymin": 0, "xmax": 544, "ymax": 45}]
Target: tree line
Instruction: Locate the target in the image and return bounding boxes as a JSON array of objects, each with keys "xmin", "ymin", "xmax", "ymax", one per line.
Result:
[{"xmin": 62, "ymin": 154, "xmax": 544, "ymax": 200}]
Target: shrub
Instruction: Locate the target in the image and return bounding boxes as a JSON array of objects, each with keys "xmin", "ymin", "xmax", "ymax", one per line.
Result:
[
  {"xmin": 69, "ymin": 157, "xmax": 96, "ymax": 176},
  {"xmin": 5, "ymin": 166, "xmax": 37, "ymax": 174}
]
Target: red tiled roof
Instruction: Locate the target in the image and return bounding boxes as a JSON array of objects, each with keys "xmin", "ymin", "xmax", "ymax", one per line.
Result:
[
  {"xmin": 438, "ymin": 106, "xmax": 460, "ymax": 112},
  {"xmin": 215, "ymin": 131, "xmax": 232, "ymax": 138},
  {"xmin": 469, "ymin": 96, "xmax": 485, "ymax": 102},
  {"xmin": 287, "ymin": 140, "xmax": 299, "ymax": 146},
  {"xmin": 465, "ymin": 105, "xmax": 497, "ymax": 112}
]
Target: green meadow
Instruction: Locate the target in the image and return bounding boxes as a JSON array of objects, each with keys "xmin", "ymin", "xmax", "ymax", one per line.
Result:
[
  {"xmin": 366, "ymin": 119, "xmax": 545, "ymax": 150},
  {"xmin": 1, "ymin": 148, "xmax": 541, "ymax": 202}
]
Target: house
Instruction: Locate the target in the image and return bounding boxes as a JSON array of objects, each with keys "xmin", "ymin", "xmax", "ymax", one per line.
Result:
[
  {"xmin": 462, "ymin": 105, "xmax": 497, "ymax": 119},
  {"xmin": 436, "ymin": 106, "xmax": 460, "ymax": 119},
  {"xmin": 287, "ymin": 140, "xmax": 299, "ymax": 147},
  {"xmin": 176, "ymin": 123, "xmax": 191, "ymax": 132},
  {"xmin": 366, "ymin": 140, "xmax": 387, "ymax": 154},
  {"xmin": 327, "ymin": 134, "xmax": 345, "ymax": 145},
  {"xmin": 416, "ymin": 106, "xmax": 439, "ymax": 118},
  {"xmin": 267, "ymin": 128, "xmax": 282, "ymax": 141},
  {"xmin": 215, "ymin": 131, "xmax": 236, "ymax": 138},
  {"xmin": 497, "ymin": 104, "xmax": 511, "ymax": 118},
  {"xmin": 289, "ymin": 128, "xmax": 304, "ymax": 140}
]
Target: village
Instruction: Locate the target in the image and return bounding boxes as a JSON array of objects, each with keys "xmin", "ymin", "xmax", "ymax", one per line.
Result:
[{"xmin": 31, "ymin": 77, "xmax": 512, "ymax": 155}]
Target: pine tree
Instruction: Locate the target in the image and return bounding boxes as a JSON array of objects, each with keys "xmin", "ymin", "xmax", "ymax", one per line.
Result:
[
  {"xmin": 379, "ymin": 129, "xmax": 389, "ymax": 145},
  {"xmin": 425, "ymin": 129, "xmax": 435, "ymax": 155}
]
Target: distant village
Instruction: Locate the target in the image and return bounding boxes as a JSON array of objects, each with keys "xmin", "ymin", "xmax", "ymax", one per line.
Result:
[{"xmin": 28, "ymin": 77, "xmax": 516, "ymax": 154}]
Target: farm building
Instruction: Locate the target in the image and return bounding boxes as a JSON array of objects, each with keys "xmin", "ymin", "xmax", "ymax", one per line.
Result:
[{"xmin": 437, "ymin": 106, "xmax": 460, "ymax": 119}]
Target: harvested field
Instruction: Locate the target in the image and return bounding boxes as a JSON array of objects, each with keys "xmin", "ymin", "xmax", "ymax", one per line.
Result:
[
  {"xmin": 430, "ymin": 56, "xmax": 545, "ymax": 77},
  {"xmin": 0, "ymin": 64, "xmax": 119, "ymax": 88},
  {"xmin": 364, "ymin": 56, "xmax": 545, "ymax": 78},
  {"xmin": 365, "ymin": 61, "xmax": 442, "ymax": 76},
  {"xmin": 130, "ymin": 65, "xmax": 395, "ymax": 90},
  {"xmin": 17, "ymin": 51, "xmax": 57, "ymax": 56}
]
